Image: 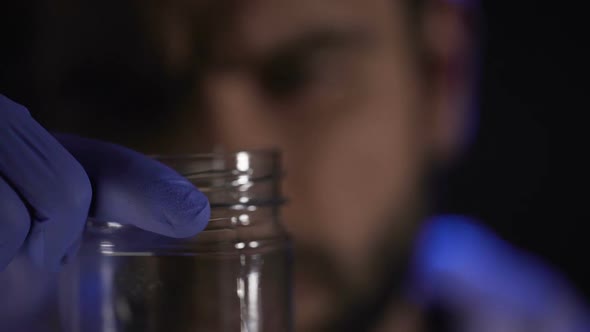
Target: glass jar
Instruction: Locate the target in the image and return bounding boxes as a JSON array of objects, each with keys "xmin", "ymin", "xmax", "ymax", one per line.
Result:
[{"xmin": 59, "ymin": 150, "xmax": 292, "ymax": 332}]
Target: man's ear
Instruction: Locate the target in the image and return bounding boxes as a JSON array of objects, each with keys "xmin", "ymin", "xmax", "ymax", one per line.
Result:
[{"xmin": 419, "ymin": 0, "xmax": 480, "ymax": 164}]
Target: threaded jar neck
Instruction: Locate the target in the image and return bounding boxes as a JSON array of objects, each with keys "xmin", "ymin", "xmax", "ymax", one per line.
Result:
[
  {"xmin": 156, "ymin": 149, "xmax": 285, "ymax": 231},
  {"xmin": 157, "ymin": 150, "xmax": 282, "ymax": 206}
]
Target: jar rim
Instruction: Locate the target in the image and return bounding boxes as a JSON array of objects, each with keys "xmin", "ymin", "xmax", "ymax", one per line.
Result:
[
  {"xmin": 149, "ymin": 148, "xmax": 280, "ymax": 161},
  {"xmin": 152, "ymin": 148, "xmax": 284, "ymax": 208}
]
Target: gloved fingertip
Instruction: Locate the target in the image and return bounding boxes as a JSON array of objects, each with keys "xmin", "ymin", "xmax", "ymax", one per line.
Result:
[
  {"xmin": 149, "ymin": 179, "xmax": 211, "ymax": 238},
  {"xmin": 168, "ymin": 193, "xmax": 211, "ymax": 238}
]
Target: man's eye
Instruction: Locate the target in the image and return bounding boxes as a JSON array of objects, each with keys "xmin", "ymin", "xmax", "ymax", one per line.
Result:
[{"xmin": 257, "ymin": 53, "xmax": 315, "ymax": 100}]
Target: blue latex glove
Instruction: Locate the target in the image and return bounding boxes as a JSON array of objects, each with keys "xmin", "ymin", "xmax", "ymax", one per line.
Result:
[
  {"xmin": 409, "ymin": 216, "xmax": 590, "ymax": 331},
  {"xmin": 0, "ymin": 94, "xmax": 210, "ymax": 271},
  {"xmin": 1, "ymin": 94, "xmax": 210, "ymax": 329}
]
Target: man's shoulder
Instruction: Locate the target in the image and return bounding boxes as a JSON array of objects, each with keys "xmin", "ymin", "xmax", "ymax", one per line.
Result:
[{"xmin": 408, "ymin": 216, "xmax": 590, "ymax": 332}]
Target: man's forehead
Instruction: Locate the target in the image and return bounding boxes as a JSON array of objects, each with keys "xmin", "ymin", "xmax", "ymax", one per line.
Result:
[
  {"xmin": 186, "ymin": 0, "xmax": 400, "ymax": 55},
  {"xmin": 234, "ymin": 0, "xmax": 382, "ymax": 47}
]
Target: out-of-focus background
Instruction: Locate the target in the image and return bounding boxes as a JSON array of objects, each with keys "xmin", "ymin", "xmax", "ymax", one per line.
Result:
[{"xmin": 1, "ymin": 0, "xmax": 587, "ymax": 302}]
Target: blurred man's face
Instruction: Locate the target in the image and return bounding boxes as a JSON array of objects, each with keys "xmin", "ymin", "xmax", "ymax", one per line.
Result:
[
  {"xmin": 41, "ymin": 0, "xmax": 469, "ymax": 330},
  {"xmin": 145, "ymin": 0, "xmax": 469, "ymax": 330}
]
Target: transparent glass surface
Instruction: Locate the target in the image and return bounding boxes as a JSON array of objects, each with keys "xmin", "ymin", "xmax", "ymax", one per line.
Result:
[{"xmin": 59, "ymin": 151, "xmax": 293, "ymax": 332}]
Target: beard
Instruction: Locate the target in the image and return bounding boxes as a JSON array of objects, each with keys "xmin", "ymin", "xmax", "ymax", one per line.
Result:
[{"xmin": 292, "ymin": 186, "xmax": 429, "ymax": 332}]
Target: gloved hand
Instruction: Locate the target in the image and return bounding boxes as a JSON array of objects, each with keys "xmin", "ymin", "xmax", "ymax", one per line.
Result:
[
  {"xmin": 0, "ymin": 94, "xmax": 210, "ymax": 270},
  {"xmin": 410, "ymin": 216, "xmax": 590, "ymax": 332}
]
